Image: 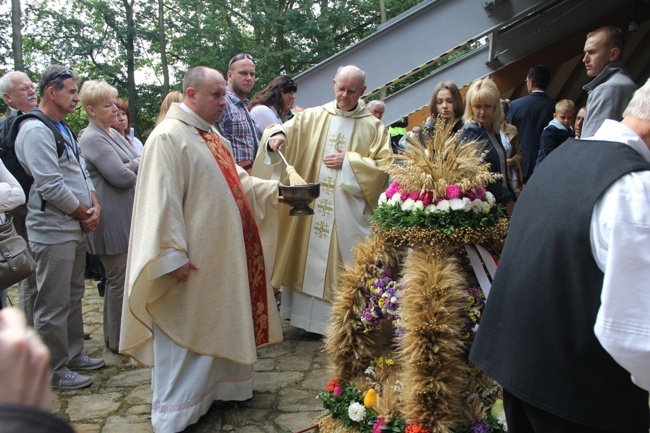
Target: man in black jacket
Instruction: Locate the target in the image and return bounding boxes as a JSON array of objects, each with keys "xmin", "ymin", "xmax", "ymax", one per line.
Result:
[{"xmin": 507, "ymin": 65, "xmax": 555, "ymax": 182}]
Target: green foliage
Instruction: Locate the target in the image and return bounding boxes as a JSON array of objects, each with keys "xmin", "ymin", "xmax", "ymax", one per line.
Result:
[
  {"xmin": 1, "ymin": 0, "xmax": 422, "ymax": 140},
  {"xmin": 372, "ymin": 202, "xmax": 504, "ymax": 235}
]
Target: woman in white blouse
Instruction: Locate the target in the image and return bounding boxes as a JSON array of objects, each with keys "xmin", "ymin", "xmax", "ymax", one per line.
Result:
[{"xmin": 0, "ymin": 161, "xmax": 26, "ymax": 308}]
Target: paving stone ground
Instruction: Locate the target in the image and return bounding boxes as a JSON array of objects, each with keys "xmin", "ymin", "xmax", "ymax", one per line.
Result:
[{"xmin": 7, "ymin": 280, "xmax": 330, "ymax": 433}]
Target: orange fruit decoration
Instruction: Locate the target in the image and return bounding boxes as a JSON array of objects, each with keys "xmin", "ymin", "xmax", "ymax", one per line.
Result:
[{"xmin": 364, "ymin": 388, "xmax": 377, "ymax": 408}]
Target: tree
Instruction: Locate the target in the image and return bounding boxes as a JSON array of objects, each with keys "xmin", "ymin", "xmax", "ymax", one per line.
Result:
[
  {"xmin": 11, "ymin": 0, "xmax": 24, "ymax": 71},
  {"xmin": 7, "ymin": 0, "xmax": 421, "ymax": 138},
  {"xmin": 157, "ymin": 0, "xmax": 169, "ymax": 96}
]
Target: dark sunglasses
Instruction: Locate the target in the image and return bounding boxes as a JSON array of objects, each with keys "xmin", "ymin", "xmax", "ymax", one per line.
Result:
[
  {"xmin": 228, "ymin": 53, "xmax": 255, "ymax": 68},
  {"xmin": 47, "ymin": 69, "xmax": 73, "ymax": 83},
  {"xmin": 42, "ymin": 69, "xmax": 74, "ymax": 91}
]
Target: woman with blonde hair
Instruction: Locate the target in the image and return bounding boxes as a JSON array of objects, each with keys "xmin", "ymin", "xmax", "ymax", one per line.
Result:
[
  {"xmin": 459, "ymin": 78, "xmax": 515, "ymax": 214},
  {"xmin": 156, "ymin": 90, "xmax": 183, "ymax": 125},
  {"xmin": 78, "ymin": 79, "xmax": 139, "ymax": 352}
]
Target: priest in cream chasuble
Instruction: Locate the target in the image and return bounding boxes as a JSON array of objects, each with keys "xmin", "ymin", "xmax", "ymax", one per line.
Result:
[
  {"xmin": 120, "ymin": 67, "xmax": 282, "ymax": 433},
  {"xmin": 253, "ymin": 65, "xmax": 392, "ymax": 334}
]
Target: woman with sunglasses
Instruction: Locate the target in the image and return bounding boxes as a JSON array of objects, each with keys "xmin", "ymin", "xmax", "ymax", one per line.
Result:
[{"xmin": 248, "ymin": 75, "xmax": 297, "ymax": 140}]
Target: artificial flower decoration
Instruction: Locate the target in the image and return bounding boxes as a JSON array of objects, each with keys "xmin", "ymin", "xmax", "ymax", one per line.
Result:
[{"xmin": 318, "ymin": 118, "xmax": 508, "ymax": 433}]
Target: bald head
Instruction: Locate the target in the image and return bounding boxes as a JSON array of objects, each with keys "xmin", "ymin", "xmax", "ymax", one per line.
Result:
[
  {"xmin": 333, "ymin": 65, "xmax": 367, "ymax": 111},
  {"xmin": 183, "ymin": 66, "xmax": 228, "ymax": 124}
]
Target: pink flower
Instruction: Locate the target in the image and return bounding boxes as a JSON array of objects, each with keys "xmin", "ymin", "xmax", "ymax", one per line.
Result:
[
  {"xmin": 373, "ymin": 417, "xmax": 387, "ymax": 433},
  {"xmin": 407, "ymin": 191, "xmax": 420, "ymax": 201},
  {"xmin": 420, "ymin": 191, "xmax": 434, "ymax": 206},
  {"xmin": 467, "ymin": 186, "xmax": 486, "ymax": 201},
  {"xmin": 445, "ymin": 184, "xmax": 462, "ymax": 200},
  {"xmin": 385, "ymin": 182, "xmax": 401, "ymax": 198},
  {"xmin": 333, "ymin": 385, "xmax": 342, "ymax": 397}
]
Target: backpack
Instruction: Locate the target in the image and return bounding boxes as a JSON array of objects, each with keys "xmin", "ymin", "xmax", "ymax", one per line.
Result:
[{"xmin": 0, "ymin": 110, "xmax": 69, "ymax": 199}]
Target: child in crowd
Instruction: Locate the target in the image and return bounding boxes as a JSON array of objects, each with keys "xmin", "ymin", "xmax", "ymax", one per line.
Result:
[{"xmin": 535, "ymin": 99, "xmax": 576, "ymax": 168}]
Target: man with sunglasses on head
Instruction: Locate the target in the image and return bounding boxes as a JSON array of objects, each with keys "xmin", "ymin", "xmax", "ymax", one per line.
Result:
[
  {"xmin": 215, "ymin": 53, "xmax": 259, "ymax": 174},
  {"xmin": 14, "ymin": 65, "xmax": 104, "ymax": 390}
]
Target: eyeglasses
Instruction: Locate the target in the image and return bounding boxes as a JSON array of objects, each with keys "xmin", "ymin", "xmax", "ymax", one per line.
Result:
[
  {"xmin": 44, "ymin": 69, "xmax": 74, "ymax": 88},
  {"xmin": 228, "ymin": 53, "xmax": 255, "ymax": 68}
]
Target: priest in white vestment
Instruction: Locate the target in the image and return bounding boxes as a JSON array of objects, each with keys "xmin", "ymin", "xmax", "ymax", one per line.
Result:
[
  {"xmin": 252, "ymin": 65, "xmax": 392, "ymax": 335},
  {"xmin": 120, "ymin": 67, "xmax": 283, "ymax": 433}
]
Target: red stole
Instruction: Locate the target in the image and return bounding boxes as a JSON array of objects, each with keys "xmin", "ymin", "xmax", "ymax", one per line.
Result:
[{"xmin": 199, "ymin": 129, "xmax": 270, "ymax": 347}]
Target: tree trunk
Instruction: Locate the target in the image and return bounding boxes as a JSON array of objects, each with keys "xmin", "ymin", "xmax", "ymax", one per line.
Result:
[
  {"xmin": 123, "ymin": 0, "xmax": 139, "ymax": 136},
  {"xmin": 11, "ymin": 0, "xmax": 24, "ymax": 71},
  {"xmin": 158, "ymin": 0, "xmax": 170, "ymax": 96}
]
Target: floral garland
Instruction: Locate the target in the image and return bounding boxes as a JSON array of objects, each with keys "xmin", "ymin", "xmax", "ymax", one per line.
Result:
[
  {"xmin": 373, "ymin": 182, "xmax": 503, "ymax": 234},
  {"xmin": 319, "ymin": 119, "xmax": 509, "ymax": 433},
  {"xmin": 318, "ymin": 377, "xmax": 507, "ymax": 433}
]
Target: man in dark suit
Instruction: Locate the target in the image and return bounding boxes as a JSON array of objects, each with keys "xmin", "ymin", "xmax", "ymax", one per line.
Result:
[{"xmin": 507, "ymin": 65, "xmax": 555, "ymax": 182}]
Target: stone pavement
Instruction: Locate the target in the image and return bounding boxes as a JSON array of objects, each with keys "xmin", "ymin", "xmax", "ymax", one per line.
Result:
[{"xmin": 7, "ymin": 280, "xmax": 331, "ymax": 433}]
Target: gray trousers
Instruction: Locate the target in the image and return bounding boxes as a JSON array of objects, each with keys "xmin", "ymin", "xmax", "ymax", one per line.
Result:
[
  {"xmin": 31, "ymin": 240, "xmax": 86, "ymax": 380},
  {"xmin": 99, "ymin": 252, "xmax": 127, "ymax": 352},
  {"xmin": 11, "ymin": 205, "xmax": 38, "ymax": 326}
]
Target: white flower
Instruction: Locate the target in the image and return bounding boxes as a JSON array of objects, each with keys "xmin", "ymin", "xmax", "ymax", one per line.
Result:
[
  {"xmin": 378, "ymin": 192, "xmax": 387, "ymax": 204},
  {"xmin": 389, "ymin": 194, "xmax": 402, "ymax": 205},
  {"xmin": 497, "ymin": 411, "xmax": 508, "ymax": 430},
  {"xmin": 424, "ymin": 204, "xmax": 436, "ymax": 214},
  {"xmin": 472, "ymin": 199, "xmax": 484, "ymax": 212},
  {"xmin": 401, "ymin": 198, "xmax": 415, "ymax": 212},
  {"xmin": 436, "ymin": 200, "xmax": 450, "ymax": 212},
  {"xmin": 481, "ymin": 202, "xmax": 491, "ymax": 213},
  {"xmin": 485, "ymin": 191, "xmax": 495, "ymax": 205},
  {"xmin": 462, "ymin": 197, "xmax": 472, "ymax": 212},
  {"xmin": 412, "ymin": 200, "xmax": 424, "ymax": 211},
  {"xmin": 348, "ymin": 402, "xmax": 366, "ymax": 422},
  {"xmin": 449, "ymin": 198, "xmax": 464, "ymax": 211}
]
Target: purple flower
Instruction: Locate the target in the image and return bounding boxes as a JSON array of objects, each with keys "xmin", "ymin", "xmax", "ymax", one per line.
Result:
[
  {"xmin": 333, "ymin": 385, "xmax": 342, "ymax": 397},
  {"xmin": 471, "ymin": 422, "xmax": 490, "ymax": 433}
]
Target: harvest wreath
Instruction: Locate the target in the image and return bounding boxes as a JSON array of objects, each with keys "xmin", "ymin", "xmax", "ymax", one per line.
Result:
[{"xmin": 317, "ymin": 120, "xmax": 509, "ymax": 433}]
